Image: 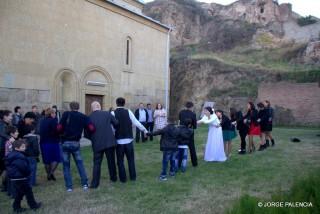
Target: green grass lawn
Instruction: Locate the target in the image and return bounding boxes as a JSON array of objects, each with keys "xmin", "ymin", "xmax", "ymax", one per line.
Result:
[{"xmin": 1, "ymin": 127, "xmax": 319, "ymax": 214}]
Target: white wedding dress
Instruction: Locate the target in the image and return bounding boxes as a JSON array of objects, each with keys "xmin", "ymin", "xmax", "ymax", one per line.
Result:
[{"xmin": 200, "ymin": 114, "xmax": 226, "ymax": 162}]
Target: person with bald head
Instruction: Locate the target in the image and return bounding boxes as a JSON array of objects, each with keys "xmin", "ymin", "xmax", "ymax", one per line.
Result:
[{"xmin": 87, "ymin": 101, "xmax": 119, "ymax": 188}]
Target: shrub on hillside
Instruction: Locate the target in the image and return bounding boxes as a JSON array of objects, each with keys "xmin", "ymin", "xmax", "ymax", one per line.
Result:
[
  {"xmin": 283, "ymin": 69, "xmax": 320, "ymax": 83},
  {"xmin": 297, "ymin": 16, "xmax": 317, "ymax": 26}
]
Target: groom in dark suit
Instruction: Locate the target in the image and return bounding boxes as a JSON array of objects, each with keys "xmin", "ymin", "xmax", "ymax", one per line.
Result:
[{"xmin": 178, "ymin": 101, "xmax": 198, "ymax": 167}]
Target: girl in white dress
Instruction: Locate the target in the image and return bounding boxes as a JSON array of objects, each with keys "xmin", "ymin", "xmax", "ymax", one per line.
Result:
[{"xmin": 197, "ymin": 107, "xmax": 226, "ymax": 162}]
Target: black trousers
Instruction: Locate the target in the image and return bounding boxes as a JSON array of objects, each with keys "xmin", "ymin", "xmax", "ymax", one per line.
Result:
[
  {"xmin": 12, "ymin": 179, "xmax": 37, "ymax": 209},
  {"xmin": 136, "ymin": 122, "xmax": 147, "ymax": 142},
  {"xmin": 91, "ymin": 147, "xmax": 117, "ymax": 187},
  {"xmin": 188, "ymin": 133, "xmax": 198, "ymax": 167},
  {"xmin": 146, "ymin": 122, "xmax": 154, "ymax": 141},
  {"xmin": 0, "ymin": 159, "xmax": 5, "ymax": 176},
  {"xmin": 116, "ymin": 142, "xmax": 136, "ymax": 182},
  {"xmin": 239, "ymin": 130, "xmax": 248, "ymax": 151}
]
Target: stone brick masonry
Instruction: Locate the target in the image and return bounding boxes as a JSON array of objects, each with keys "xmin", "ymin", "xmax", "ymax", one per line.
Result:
[
  {"xmin": 258, "ymin": 82, "xmax": 320, "ymax": 126},
  {"xmin": 0, "ymin": 87, "xmax": 51, "ymax": 113}
]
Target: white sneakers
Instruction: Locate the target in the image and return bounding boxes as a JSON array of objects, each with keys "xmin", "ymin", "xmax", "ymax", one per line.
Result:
[
  {"xmin": 83, "ymin": 185, "xmax": 89, "ymax": 191},
  {"xmin": 66, "ymin": 185, "xmax": 88, "ymax": 192}
]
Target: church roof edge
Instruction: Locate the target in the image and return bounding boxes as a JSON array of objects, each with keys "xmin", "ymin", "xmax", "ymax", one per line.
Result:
[{"xmin": 105, "ymin": 0, "xmax": 170, "ymax": 31}]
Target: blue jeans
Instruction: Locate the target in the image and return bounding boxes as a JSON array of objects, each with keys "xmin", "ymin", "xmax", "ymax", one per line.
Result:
[
  {"xmin": 176, "ymin": 148, "xmax": 188, "ymax": 172},
  {"xmin": 61, "ymin": 141, "xmax": 88, "ymax": 189},
  {"xmin": 161, "ymin": 151, "xmax": 177, "ymax": 176},
  {"xmin": 27, "ymin": 157, "xmax": 37, "ymax": 186}
]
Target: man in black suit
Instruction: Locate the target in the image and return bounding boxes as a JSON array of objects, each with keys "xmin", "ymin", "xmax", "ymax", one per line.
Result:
[
  {"xmin": 87, "ymin": 101, "xmax": 119, "ymax": 188},
  {"xmin": 134, "ymin": 103, "xmax": 148, "ymax": 143},
  {"xmin": 178, "ymin": 102, "xmax": 198, "ymax": 167}
]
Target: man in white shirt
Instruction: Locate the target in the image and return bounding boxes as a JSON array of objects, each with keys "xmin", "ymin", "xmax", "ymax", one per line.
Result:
[
  {"xmin": 134, "ymin": 103, "xmax": 148, "ymax": 143},
  {"xmin": 112, "ymin": 98, "xmax": 148, "ymax": 182}
]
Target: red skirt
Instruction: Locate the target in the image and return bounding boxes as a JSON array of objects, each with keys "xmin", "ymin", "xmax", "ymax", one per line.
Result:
[{"xmin": 249, "ymin": 123, "xmax": 261, "ymax": 136}]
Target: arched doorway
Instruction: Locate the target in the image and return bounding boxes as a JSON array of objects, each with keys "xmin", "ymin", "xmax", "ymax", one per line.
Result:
[
  {"xmin": 54, "ymin": 69, "xmax": 79, "ymax": 111},
  {"xmin": 80, "ymin": 66, "xmax": 112, "ymax": 114}
]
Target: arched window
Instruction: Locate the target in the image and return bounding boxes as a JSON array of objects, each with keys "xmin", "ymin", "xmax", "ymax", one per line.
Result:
[
  {"xmin": 125, "ymin": 37, "xmax": 132, "ymax": 66},
  {"xmin": 260, "ymin": 7, "xmax": 264, "ymax": 13}
]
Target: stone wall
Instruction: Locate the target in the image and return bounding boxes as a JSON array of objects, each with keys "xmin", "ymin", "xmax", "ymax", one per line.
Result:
[
  {"xmin": 0, "ymin": 87, "xmax": 51, "ymax": 113},
  {"xmin": 258, "ymin": 82, "xmax": 320, "ymax": 126}
]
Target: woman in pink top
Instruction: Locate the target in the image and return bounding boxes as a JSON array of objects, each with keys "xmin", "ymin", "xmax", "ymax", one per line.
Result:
[{"xmin": 153, "ymin": 103, "xmax": 167, "ymax": 130}]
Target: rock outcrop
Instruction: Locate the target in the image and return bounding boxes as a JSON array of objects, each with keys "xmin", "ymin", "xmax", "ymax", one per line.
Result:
[{"xmin": 143, "ymin": 0, "xmax": 320, "ymax": 125}]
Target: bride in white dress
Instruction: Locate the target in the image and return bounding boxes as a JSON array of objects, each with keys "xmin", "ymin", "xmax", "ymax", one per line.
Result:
[{"xmin": 197, "ymin": 107, "xmax": 226, "ymax": 162}]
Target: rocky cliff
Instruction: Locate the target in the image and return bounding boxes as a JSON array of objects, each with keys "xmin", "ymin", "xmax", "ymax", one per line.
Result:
[{"xmin": 143, "ymin": 0, "xmax": 320, "ymax": 125}]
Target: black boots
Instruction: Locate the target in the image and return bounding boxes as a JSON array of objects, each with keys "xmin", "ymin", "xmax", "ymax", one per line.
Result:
[
  {"xmin": 265, "ymin": 140, "xmax": 270, "ymax": 147},
  {"xmin": 258, "ymin": 144, "xmax": 266, "ymax": 151},
  {"xmin": 266, "ymin": 139, "xmax": 275, "ymax": 147}
]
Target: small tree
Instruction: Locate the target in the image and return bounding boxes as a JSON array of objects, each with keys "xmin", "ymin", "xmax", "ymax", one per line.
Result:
[{"xmin": 297, "ymin": 15, "xmax": 317, "ymax": 26}]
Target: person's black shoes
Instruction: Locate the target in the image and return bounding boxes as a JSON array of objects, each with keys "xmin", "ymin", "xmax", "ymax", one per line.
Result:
[
  {"xmin": 238, "ymin": 150, "xmax": 246, "ymax": 155},
  {"xmin": 271, "ymin": 139, "xmax": 275, "ymax": 146},
  {"xmin": 50, "ymin": 174, "xmax": 56, "ymax": 181},
  {"xmin": 31, "ymin": 202, "xmax": 42, "ymax": 210},
  {"xmin": 13, "ymin": 207, "xmax": 27, "ymax": 213},
  {"xmin": 47, "ymin": 174, "xmax": 56, "ymax": 181}
]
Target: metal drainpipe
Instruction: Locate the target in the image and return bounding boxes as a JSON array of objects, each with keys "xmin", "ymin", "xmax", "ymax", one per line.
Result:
[{"xmin": 165, "ymin": 28, "xmax": 171, "ymax": 114}]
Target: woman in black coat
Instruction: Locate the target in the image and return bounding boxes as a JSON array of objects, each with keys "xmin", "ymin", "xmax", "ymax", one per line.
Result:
[
  {"xmin": 257, "ymin": 102, "xmax": 269, "ymax": 151},
  {"xmin": 243, "ymin": 102, "xmax": 262, "ymax": 153},
  {"xmin": 264, "ymin": 100, "xmax": 276, "ymax": 147},
  {"xmin": 230, "ymin": 108, "xmax": 248, "ymax": 154}
]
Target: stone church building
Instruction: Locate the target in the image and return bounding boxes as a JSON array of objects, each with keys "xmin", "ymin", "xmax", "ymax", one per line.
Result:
[{"xmin": 0, "ymin": 0, "xmax": 170, "ymax": 114}]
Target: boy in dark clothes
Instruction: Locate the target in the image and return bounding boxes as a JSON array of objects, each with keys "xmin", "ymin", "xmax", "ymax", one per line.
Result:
[
  {"xmin": 23, "ymin": 125, "xmax": 40, "ymax": 186},
  {"xmin": 17, "ymin": 112, "xmax": 36, "ymax": 139},
  {"xmin": 147, "ymin": 117, "xmax": 179, "ymax": 181},
  {"xmin": 5, "ymin": 140, "xmax": 41, "ymax": 213},
  {"xmin": 4, "ymin": 126, "xmax": 19, "ymax": 197},
  {"xmin": 176, "ymin": 119, "xmax": 193, "ymax": 173}
]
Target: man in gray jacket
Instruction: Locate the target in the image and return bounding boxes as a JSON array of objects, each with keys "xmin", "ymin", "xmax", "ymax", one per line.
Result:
[{"xmin": 87, "ymin": 101, "xmax": 119, "ymax": 188}]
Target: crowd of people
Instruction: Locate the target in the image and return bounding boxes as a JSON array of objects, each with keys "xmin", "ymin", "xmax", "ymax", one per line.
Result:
[
  {"xmin": 198, "ymin": 100, "xmax": 275, "ymax": 163},
  {"xmin": 0, "ymin": 98, "xmax": 275, "ymax": 212}
]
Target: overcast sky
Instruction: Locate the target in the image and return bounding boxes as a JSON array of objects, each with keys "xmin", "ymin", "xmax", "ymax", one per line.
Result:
[{"xmin": 142, "ymin": 0, "xmax": 320, "ymax": 18}]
